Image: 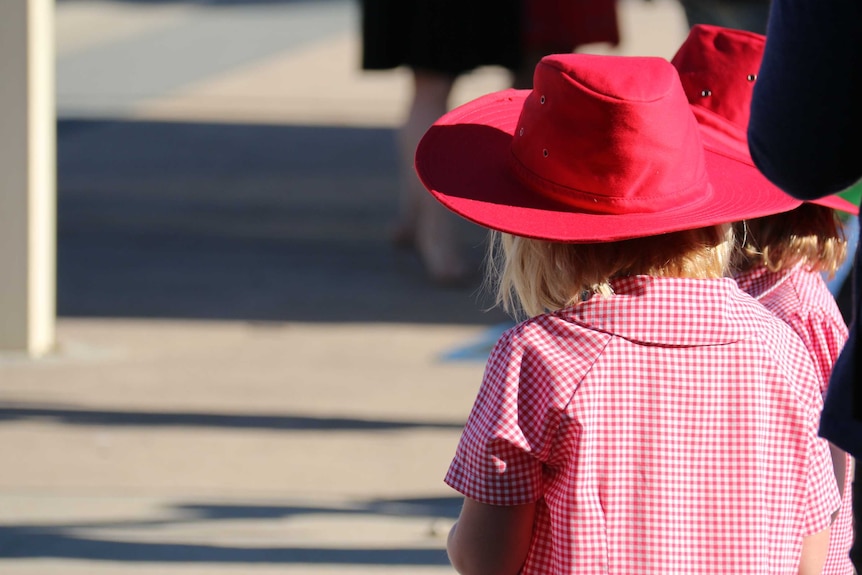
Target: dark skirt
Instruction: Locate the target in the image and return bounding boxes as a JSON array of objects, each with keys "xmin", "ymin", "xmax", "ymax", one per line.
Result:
[
  {"xmin": 523, "ymin": 0, "xmax": 619, "ymax": 53},
  {"xmin": 360, "ymin": 0, "xmax": 523, "ymax": 75}
]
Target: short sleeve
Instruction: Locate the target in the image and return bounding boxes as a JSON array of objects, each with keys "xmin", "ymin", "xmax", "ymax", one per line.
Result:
[
  {"xmin": 795, "ymin": 312, "xmax": 848, "ymax": 395},
  {"xmin": 798, "ymin": 366, "xmax": 842, "ymax": 536},
  {"xmin": 772, "ymin": 309, "xmax": 843, "ymax": 534},
  {"xmin": 444, "ymin": 329, "xmax": 546, "ymax": 506},
  {"xmin": 444, "ymin": 319, "xmax": 605, "ymax": 506},
  {"xmin": 804, "ymin": 430, "xmax": 842, "ymax": 535}
]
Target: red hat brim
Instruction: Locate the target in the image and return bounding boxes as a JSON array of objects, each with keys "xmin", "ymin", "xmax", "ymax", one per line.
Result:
[{"xmin": 810, "ymin": 194, "xmax": 859, "ymax": 214}]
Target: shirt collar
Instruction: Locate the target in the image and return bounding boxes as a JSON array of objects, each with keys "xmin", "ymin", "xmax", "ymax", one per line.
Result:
[
  {"xmin": 735, "ymin": 262, "xmax": 810, "ymax": 302},
  {"xmin": 557, "ymin": 275, "xmax": 764, "ymax": 346}
]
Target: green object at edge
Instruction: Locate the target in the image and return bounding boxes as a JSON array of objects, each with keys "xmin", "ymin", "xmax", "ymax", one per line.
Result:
[{"xmin": 839, "ymin": 180, "xmax": 862, "ymax": 206}]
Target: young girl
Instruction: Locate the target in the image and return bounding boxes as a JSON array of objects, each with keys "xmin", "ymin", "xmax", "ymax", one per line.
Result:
[
  {"xmin": 414, "ymin": 53, "xmax": 840, "ymax": 574},
  {"xmin": 735, "ymin": 206, "xmax": 856, "ymax": 575},
  {"xmin": 671, "ymin": 24, "xmax": 858, "ymax": 575}
]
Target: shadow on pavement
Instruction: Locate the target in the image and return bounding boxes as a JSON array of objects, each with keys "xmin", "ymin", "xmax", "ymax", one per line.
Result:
[
  {"xmin": 0, "ymin": 404, "xmax": 464, "ymax": 431},
  {"xmin": 0, "ymin": 496, "xmax": 460, "ymax": 565},
  {"xmin": 176, "ymin": 496, "xmax": 463, "ymax": 521},
  {"xmin": 58, "ymin": 119, "xmax": 509, "ymax": 326},
  {"xmin": 0, "ymin": 532, "xmax": 450, "ymax": 565}
]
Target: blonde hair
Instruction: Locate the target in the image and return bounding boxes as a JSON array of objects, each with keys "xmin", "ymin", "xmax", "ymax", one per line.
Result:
[
  {"xmin": 487, "ymin": 224, "xmax": 735, "ymax": 318},
  {"xmin": 734, "ymin": 204, "xmax": 847, "ymax": 278}
]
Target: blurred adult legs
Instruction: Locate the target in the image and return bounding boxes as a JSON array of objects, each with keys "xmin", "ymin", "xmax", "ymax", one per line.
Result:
[{"xmin": 394, "ymin": 69, "xmax": 469, "ymax": 285}]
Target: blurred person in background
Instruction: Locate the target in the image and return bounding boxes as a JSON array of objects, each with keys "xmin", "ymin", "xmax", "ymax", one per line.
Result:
[
  {"xmin": 361, "ymin": 0, "xmax": 522, "ymax": 286},
  {"xmin": 514, "ymin": 0, "xmax": 618, "ymax": 88},
  {"xmin": 360, "ymin": 0, "xmax": 618, "ymax": 286}
]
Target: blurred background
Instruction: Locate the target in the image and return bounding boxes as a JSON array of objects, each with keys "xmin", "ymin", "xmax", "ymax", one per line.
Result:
[{"xmin": 0, "ymin": 1, "xmax": 688, "ymax": 573}]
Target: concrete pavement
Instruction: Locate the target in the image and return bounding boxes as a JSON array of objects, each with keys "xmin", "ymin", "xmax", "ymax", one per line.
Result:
[
  {"xmin": 0, "ymin": 319, "xmax": 481, "ymax": 574},
  {"xmin": 0, "ymin": 1, "xmax": 688, "ymax": 573}
]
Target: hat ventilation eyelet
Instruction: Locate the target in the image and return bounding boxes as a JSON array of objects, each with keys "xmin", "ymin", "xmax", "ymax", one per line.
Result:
[
  {"xmin": 540, "ymin": 95, "xmax": 546, "ymax": 104},
  {"xmin": 543, "ymin": 149, "xmax": 549, "ymax": 158},
  {"xmin": 701, "ymin": 89, "xmax": 712, "ymax": 97},
  {"xmin": 747, "ymin": 74, "xmax": 757, "ymax": 82}
]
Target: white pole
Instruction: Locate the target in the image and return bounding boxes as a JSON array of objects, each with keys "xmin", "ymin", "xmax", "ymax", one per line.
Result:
[{"xmin": 0, "ymin": 0, "xmax": 56, "ymax": 356}]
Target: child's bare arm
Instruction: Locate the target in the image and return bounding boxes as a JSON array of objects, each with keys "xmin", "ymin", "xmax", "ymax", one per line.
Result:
[
  {"xmin": 798, "ymin": 526, "xmax": 830, "ymax": 575},
  {"xmin": 446, "ymin": 497, "xmax": 536, "ymax": 575}
]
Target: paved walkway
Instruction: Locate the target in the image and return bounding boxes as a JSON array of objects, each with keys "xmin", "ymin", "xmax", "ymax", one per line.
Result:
[{"xmin": 0, "ymin": 1, "xmax": 688, "ymax": 573}]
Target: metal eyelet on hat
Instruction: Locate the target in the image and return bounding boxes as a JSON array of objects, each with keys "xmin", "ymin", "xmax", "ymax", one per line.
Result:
[
  {"xmin": 747, "ymin": 74, "xmax": 757, "ymax": 82},
  {"xmin": 543, "ymin": 149, "xmax": 549, "ymax": 158},
  {"xmin": 540, "ymin": 95, "xmax": 546, "ymax": 104},
  {"xmin": 519, "ymin": 127, "xmax": 525, "ymax": 137},
  {"xmin": 701, "ymin": 89, "xmax": 712, "ymax": 97}
]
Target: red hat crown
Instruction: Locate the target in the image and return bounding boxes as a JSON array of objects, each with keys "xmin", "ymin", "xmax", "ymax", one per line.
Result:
[
  {"xmin": 510, "ymin": 54, "xmax": 713, "ymax": 215},
  {"xmin": 672, "ymin": 25, "xmax": 764, "ymax": 161}
]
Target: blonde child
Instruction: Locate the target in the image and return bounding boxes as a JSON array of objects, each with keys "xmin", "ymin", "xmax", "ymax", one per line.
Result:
[
  {"xmin": 672, "ymin": 25, "xmax": 857, "ymax": 575},
  {"xmin": 415, "ymin": 53, "xmax": 839, "ymax": 574}
]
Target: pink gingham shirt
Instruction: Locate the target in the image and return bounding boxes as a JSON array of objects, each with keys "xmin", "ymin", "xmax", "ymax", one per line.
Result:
[
  {"xmin": 446, "ymin": 276, "xmax": 840, "ymax": 575},
  {"xmin": 736, "ymin": 264, "xmax": 853, "ymax": 575}
]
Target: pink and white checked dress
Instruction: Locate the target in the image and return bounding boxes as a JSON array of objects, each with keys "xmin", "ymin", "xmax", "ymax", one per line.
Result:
[
  {"xmin": 446, "ymin": 276, "xmax": 840, "ymax": 575},
  {"xmin": 736, "ymin": 264, "xmax": 853, "ymax": 575}
]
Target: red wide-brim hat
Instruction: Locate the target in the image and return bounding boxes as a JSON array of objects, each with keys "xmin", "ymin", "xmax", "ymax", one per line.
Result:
[
  {"xmin": 415, "ymin": 53, "xmax": 803, "ymax": 243},
  {"xmin": 672, "ymin": 24, "xmax": 858, "ymax": 216}
]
